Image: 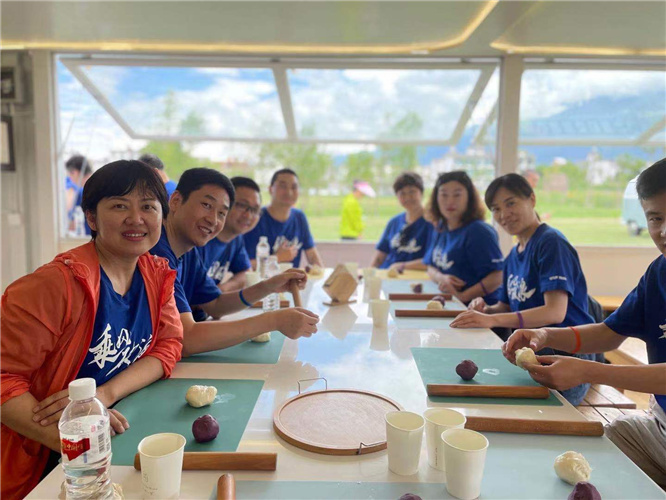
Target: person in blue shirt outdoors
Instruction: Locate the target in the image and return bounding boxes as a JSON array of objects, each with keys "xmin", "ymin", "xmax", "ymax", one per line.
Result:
[
  {"xmin": 424, "ymin": 171, "xmax": 504, "ymax": 305},
  {"xmin": 198, "ymin": 177, "xmax": 260, "ymax": 293},
  {"xmin": 371, "ymin": 172, "xmax": 435, "ymax": 271},
  {"xmin": 138, "ymin": 153, "xmax": 178, "ymax": 198},
  {"xmin": 150, "ymin": 167, "xmax": 319, "ymax": 356},
  {"xmin": 244, "ymin": 169, "xmax": 324, "ymax": 269},
  {"xmin": 451, "ymin": 173, "xmax": 595, "ymax": 405},
  {"xmin": 65, "ymin": 155, "xmax": 91, "ymax": 233},
  {"xmin": 503, "ymin": 159, "xmax": 666, "ymax": 487}
]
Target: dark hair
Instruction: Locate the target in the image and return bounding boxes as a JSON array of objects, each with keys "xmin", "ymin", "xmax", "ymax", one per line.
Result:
[
  {"xmin": 65, "ymin": 155, "xmax": 89, "ymax": 173},
  {"xmin": 428, "ymin": 171, "xmax": 485, "ymax": 230},
  {"xmin": 231, "ymin": 176, "xmax": 261, "ymax": 194},
  {"xmin": 270, "ymin": 168, "xmax": 298, "ymax": 187},
  {"xmin": 484, "ymin": 173, "xmax": 534, "ymax": 208},
  {"xmin": 138, "ymin": 153, "xmax": 164, "ymax": 171},
  {"xmin": 393, "ymin": 172, "xmax": 424, "ymax": 194},
  {"xmin": 175, "ymin": 168, "xmax": 235, "ymax": 206},
  {"xmin": 636, "ymin": 158, "xmax": 666, "ymax": 200},
  {"xmin": 81, "ymin": 160, "xmax": 169, "ymax": 239}
]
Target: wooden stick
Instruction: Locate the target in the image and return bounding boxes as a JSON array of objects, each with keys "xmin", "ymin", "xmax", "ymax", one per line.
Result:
[
  {"xmin": 290, "ymin": 281, "xmax": 302, "ymax": 307},
  {"xmin": 427, "ymin": 383, "xmax": 550, "ymax": 399},
  {"xmin": 464, "ymin": 416, "xmax": 604, "ymax": 437},
  {"xmin": 395, "ymin": 309, "xmax": 461, "ymax": 318},
  {"xmin": 217, "ymin": 474, "xmax": 235, "ymax": 500},
  {"xmin": 133, "ymin": 452, "xmax": 277, "ymax": 471},
  {"xmin": 251, "ymin": 300, "xmax": 290, "ymax": 309},
  {"xmin": 388, "ymin": 293, "xmax": 452, "ymax": 301}
]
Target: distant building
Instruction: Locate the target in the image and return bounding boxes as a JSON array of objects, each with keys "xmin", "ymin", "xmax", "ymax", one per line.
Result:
[{"xmin": 585, "ymin": 148, "xmax": 619, "ymax": 185}]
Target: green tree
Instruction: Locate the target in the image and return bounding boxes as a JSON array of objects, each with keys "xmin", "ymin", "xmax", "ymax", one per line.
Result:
[
  {"xmin": 378, "ymin": 112, "xmax": 423, "ymax": 186},
  {"xmin": 344, "ymin": 151, "xmax": 377, "ymax": 186},
  {"xmin": 615, "ymin": 154, "xmax": 645, "ymax": 184}
]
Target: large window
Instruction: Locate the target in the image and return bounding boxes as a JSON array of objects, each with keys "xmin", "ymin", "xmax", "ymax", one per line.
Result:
[
  {"xmin": 56, "ymin": 55, "xmax": 500, "ymax": 241},
  {"xmin": 517, "ymin": 63, "xmax": 665, "ymax": 247}
]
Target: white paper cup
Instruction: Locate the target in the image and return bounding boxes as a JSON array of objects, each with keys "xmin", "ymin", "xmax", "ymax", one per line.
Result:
[
  {"xmin": 138, "ymin": 433, "xmax": 186, "ymax": 499},
  {"xmin": 370, "ymin": 325, "xmax": 390, "ymax": 351},
  {"xmin": 441, "ymin": 428, "xmax": 489, "ymax": 500},
  {"xmin": 385, "ymin": 411, "xmax": 425, "ymax": 475},
  {"xmin": 278, "ymin": 263, "xmax": 293, "ymax": 273},
  {"xmin": 366, "ymin": 276, "xmax": 382, "ymax": 301},
  {"xmin": 370, "ymin": 299, "xmax": 390, "ymax": 327},
  {"xmin": 245, "ymin": 271, "xmax": 261, "ymax": 287},
  {"xmin": 362, "ymin": 267, "xmax": 376, "ymax": 280},
  {"xmin": 424, "ymin": 408, "xmax": 466, "ymax": 471},
  {"xmin": 344, "ymin": 262, "xmax": 359, "ymax": 279}
]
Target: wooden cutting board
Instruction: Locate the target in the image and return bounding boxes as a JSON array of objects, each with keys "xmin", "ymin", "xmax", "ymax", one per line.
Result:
[
  {"xmin": 395, "ymin": 309, "xmax": 461, "ymax": 318},
  {"xmin": 388, "ymin": 293, "xmax": 452, "ymax": 301},
  {"xmin": 273, "ymin": 389, "xmax": 402, "ymax": 455}
]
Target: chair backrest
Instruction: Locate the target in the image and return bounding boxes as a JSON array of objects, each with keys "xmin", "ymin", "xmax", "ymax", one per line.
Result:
[{"xmin": 587, "ymin": 295, "xmax": 605, "ymax": 323}]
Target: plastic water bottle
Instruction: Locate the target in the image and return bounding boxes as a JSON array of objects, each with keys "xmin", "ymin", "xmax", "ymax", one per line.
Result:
[
  {"xmin": 73, "ymin": 207, "xmax": 86, "ymax": 237},
  {"xmin": 263, "ymin": 255, "xmax": 280, "ymax": 312},
  {"xmin": 256, "ymin": 236, "xmax": 270, "ymax": 279},
  {"xmin": 59, "ymin": 378, "xmax": 113, "ymax": 500}
]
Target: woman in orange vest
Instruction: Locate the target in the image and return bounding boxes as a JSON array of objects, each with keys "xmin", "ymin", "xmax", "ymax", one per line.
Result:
[{"xmin": 0, "ymin": 160, "xmax": 183, "ymax": 498}]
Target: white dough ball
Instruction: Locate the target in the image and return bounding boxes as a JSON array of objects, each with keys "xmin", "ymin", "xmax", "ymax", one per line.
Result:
[
  {"xmin": 515, "ymin": 347, "xmax": 539, "ymax": 370},
  {"xmin": 251, "ymin": 332, "xmax": 272, "ymax": 343},
  {"xmin": 426, "ymin": 300, "xmax": 444, "ymax": 310},
  {"xmin": 554, "ymin": 451, "xmax": 592, "ymax": 485},
  {"xmin": 185, "ymin": 385, "xmax": 217, "ymax": 408}
]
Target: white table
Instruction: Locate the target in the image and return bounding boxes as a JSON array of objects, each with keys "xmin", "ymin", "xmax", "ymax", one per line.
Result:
[{"xmin": 29, "ymin": 271, "xmax": 663, "ymax": 499}]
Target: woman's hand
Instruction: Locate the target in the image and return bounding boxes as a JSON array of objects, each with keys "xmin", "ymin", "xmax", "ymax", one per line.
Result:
[
  {"xmin": 32, "ymin": 389, "xmax": 70, "ymax": 427},
  {"xmin": 502, "ymin": 328, "xmax": 549, "ymax": 364},
  {"xmin": 450, "ymin": 310, "xmax": 495, "ymax": 329},
  {"xmin": 438, "ymin": 274, "xmax": 466, "ymax": 293},
  {"xmin": 108, "ymin": 409, "xmax": 130, "ymax": 436},
  {"xmin": 467, "ymin": 297, "xmax": 487, "ymax": 312}
]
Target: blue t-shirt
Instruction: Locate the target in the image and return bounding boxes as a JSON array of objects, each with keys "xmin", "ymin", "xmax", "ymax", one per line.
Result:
[
  {"xmin": 165, "ymin": 180, "xmax": 177, "ymax": 198},
  {"xmin": 423, "ymin": 220, "xmax": 504, "ymax": 304},
  {"xmin": 198, "ymin": 235, "xmax": 252, "ymax": 284},
  {"xmin": 77, "ymin": 267, "xmax": 153, "ymax": 386},
  {"xmin": 75, "ymin": 185, "xmax": 92, "ymax": 236},
  {"xmin": 244, "ymin": 207, "xmax": 315, "ymax": 267},
  {"xmin": 605, "ymin": 255, "xmax": 666, "ymax": 413},
  {"xmin": 376, "ymin": 214, "xmax": 435, "ymax": 269},
  {"xmin": 150, "ymin": 226, "xmax": 222, "ymax": 314},
  {"xmin": 499, "ymin": 224, "xmax": 594, "ymax": 327}
]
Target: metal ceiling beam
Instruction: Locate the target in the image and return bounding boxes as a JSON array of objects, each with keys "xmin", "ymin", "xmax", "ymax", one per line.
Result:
[
  {"xmin": 634, "ymin": 117, "xmax": 666, "ymax": 145},
  {"xmin": 273, "ymin": 67, "xmax": 297, "ymax": 140},
  {"xmin": 449, "ymin": 67, "xmax": 495, "ymax": 145}
]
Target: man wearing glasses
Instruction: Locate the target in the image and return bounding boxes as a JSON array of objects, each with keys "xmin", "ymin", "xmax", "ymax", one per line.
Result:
[{"xmin": 198, "ymin": 177, "xmax": 262, "ymax": 292}]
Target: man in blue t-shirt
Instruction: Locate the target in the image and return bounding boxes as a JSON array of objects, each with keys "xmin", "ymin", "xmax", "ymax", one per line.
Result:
[
  {"xmin": 138, "ymin": 153, "xmax": 177, "ymax": 198},
  {"xmin": 503, "ymin": 158, "xmax": 666, "ymax": 488},
  {"xmin": 150, "ymin": 168, "xmax": 319, "ymax": 356},
  {"xmin": 244, "ymin": 169, "xmax": 324, "ymax": 269},
  {"xmin": 197, "ymin": 177, "xmax": 260, "ymax": 293}
]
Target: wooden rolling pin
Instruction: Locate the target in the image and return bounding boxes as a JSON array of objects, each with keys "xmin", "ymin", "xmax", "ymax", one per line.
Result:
[
  {"xmin": 251, "ymin": 299, "xmax": 290, "ymax": 309},
  {"xmin": 427, "ymin": 383, "xmax": 550, "ymax": 399},
  {"xmin": 290, "ymin": 281, "xmax": 302, "ymax": 307},
  {"xmin": 464, "ymin": 416, "xmax": 604, "ymax": 437},
  {"xmin": 395, "ymin": 309, "xmax": 461, "ymax": 318},
  {"xmin": 217, "ymin": 473, "xmax": 236, "ymax": 500},
  {"xmin": 133, "ymin": 452, "xmax": 277, "ymax": 471},
  {"xmin": 388, "ymin": 293, "xmax": 452, "ymax": 301}
]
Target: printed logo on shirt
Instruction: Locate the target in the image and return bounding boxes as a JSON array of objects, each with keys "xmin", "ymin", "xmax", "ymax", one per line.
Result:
[
  {"xmin": 659, "ymin": 322, "xmax": 666, "ymax": 340},
  {"xmin": 273, "ymin": 236, "xmax": 303, "ymax": 253},
  {"xmin": 431, "ymin": 247, "xmax": 454, "ymax": 271},
  {"xmin": 507, "ymin": 274, "xmax": 536, "ymax": 303},
  {"xmin": 491, "ymin": 257, "xmax": 505, "ymax": 264},
  {"xmin": 548, "ymin": 275, "xmax": 568, "ymax": 282},
  {"xmin": 88, "ymin": 324, "xmax": 153, "ymax": 376},
  {"xmin": 389, "ymin": 233, "xmax": 422, "ymax": 254},
  {"xmin": 207, "ymin": 261, "xmax": 229, "ymax": 282}
]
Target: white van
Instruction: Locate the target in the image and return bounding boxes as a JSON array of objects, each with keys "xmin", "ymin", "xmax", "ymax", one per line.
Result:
[{"xmin": 621, "ymin": 177, "xmax": 647, "ymax": 236}]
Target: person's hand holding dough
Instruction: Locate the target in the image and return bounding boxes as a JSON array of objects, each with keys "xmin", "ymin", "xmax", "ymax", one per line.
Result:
[{"xmin": 515, "ymin": 347, "xmax": 539, "ymax": 369}]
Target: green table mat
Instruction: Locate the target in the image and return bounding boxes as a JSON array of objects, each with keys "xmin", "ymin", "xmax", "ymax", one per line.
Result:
[
  {"xmin": 110, "ymin": 378, "xmax": 264, "ymax": 465},
  {"xmin": 382, "ymin": 279, "xmax": 440, "ymax": 295},
  {"xmin": 411, "ymin": 347, "xmax": 562, "ymax": 406},
  {"xmin": 184, "ymin": 332, "xmax": 285, "ymax": 364}
]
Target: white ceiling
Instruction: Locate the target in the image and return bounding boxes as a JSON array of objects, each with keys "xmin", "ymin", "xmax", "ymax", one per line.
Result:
[{"xmin": 2, "ymin": 1, "xmax": 664, "ymax": 57}]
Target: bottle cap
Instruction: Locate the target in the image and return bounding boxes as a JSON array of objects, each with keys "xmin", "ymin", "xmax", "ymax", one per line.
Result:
[
  {"xmin": 259, "ymin": 236, "xmax": 268, "ymax": 243},
  {"xmin": 68, "ymin": 378, "xmax": 96, "ymax": 401}
]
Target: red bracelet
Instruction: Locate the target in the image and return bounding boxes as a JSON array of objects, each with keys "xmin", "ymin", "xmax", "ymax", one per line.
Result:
[{"xmin": 569, "ymin": 326, "xmax": 582, "ymax": 354}]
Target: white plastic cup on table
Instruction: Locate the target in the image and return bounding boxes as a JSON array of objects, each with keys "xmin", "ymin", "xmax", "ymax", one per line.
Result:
[
  {"xmin": 424, "ymin": 408, "xmax": 466, "ymax": 471},
  {"xmin": 362, "ymin": 267, "xmax": 376, "ymax": 281},
  {"xmin": 245, "ymin": 271, "xmax": 260, "ymax": 287},
  {"xmin": 366, "ymin": 276, "xmax": 382, "ymax": 301},
  {"xmin": 441, "ymin": 428, "xmax": 489, "ymax": 500},
  {"xmin": 385, "ymin": 411, "xmax": 425, "ymax": 475},
  {"xmin": 370, "ymin": 299, "xmax": 390, "ymax": 328},
  {"xmin": 345, "ymin": 262, "xmax": 359, "ymax": 279},
  {"xmin": 138, "ymin": 433, "xmax": 186, "ymax": 499},
  {"xmin": 278, "ymin": 262, "xmax": 293, "ymax": 273}
]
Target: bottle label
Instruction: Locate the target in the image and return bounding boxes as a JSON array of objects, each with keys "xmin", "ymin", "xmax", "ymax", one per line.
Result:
[
  {"xmin": 61, "ymin": 437, "xmax": 90, "ymax": 461},
  {"xmin": 60, "ymin": 419, "xmax": 111, "ymax": 464}
]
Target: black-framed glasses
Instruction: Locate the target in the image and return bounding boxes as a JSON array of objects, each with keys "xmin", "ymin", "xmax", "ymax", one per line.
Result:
[{"xmin": 234, "ymin": 201, "xmax": 261, "ymax": 217}]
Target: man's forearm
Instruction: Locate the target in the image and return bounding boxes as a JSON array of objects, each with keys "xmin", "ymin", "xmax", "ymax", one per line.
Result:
[
  {"xmin": 182, "ymin": 313, "xmax": 276, "ymax": 356},
  {"xmin": 219, "ymin": 272, "xmax": 247, "ymax": 293},
  {"xmin": 543, "ymin": 323, "xmax": 626, "ymax": 353},
  {"xmin": 305, "ymin": 248, "xmax": 323, "ymax": 267},
  {"xmin": 98, "ymin": 357, "xmax": 164, "ymax": 406},
  {"xmin": 1, "ymin": 392, "xmax": 61, "ymax": 451}
]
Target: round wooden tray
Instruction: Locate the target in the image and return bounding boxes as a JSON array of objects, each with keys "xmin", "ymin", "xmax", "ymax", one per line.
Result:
[{"xmin": 273, "ymin": 388, "xmax": 402, "ymax": 455}]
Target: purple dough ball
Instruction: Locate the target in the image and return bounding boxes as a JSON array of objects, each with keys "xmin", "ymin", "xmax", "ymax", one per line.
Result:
[
  {"xmin": 399, "ymin": 495, "xmax": 422, "ymax": 500},
  {"xmin": 192, "ymin": 414, "xmax": 220, "ymax": 443},
  {"xmin": 456, "ymin": 360, "xmax": 478, "ymax": 381},
  {"xmin": 305, "ymin": 265, "xmax": 312, "ymax": 273},
  {"xmin": 432, "ymin": 295, "xmax": 447, "ymax": 305},
  {"xmin": 568, "ymin": 482, "xmax": 601, "ymax": 500},
  {"xmin": 411, "ymin": 283, "xmax": 423, "ymax": 294}
]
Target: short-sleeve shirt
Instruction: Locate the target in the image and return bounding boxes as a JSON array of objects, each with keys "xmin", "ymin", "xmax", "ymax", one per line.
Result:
[
  {"xmin": 605, "ymin": 255, "xmax": 666, "ymax": 413},
  {"xmin": 376, "ymin": 213, "xmax": 435, "ymax": 269},
  {"xmin": 198, "ymin": 235, "xmax": 252, "ymax": 284},
  {"xmin": 77, "ymin": 267, "xmax": 153, "ymax": 386},
  {"xmin": 165, "ymin": 180, "xmax": 177, "ymax": 198},
  {"xmin": 423, "ymin": 220, "xmax": 504, "ymax": 304},
  {"xmin": 499, "ymin": 224, "xmax": 594, "ymax": 327},
  {"xmin": 244, "ymin": 207, "xmax": 315, "ymax": 267},
  {"xmin": 150, "ymin": 226, "xmax": 222, "ymax": 314}
]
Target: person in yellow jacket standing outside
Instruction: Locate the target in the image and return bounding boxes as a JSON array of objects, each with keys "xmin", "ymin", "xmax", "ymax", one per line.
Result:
[{"xmin": 340, "ymin": 180, "xmax": 376, "ymax": 240}]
